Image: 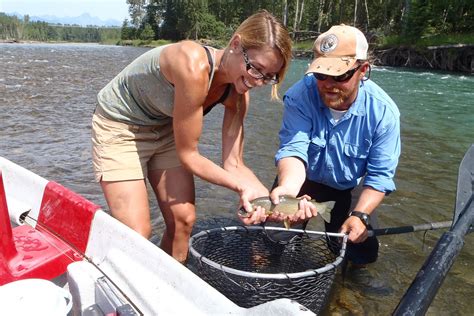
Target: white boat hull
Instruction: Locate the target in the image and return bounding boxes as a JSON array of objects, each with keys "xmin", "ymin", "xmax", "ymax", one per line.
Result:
[{"xmin": 0, "ymin": 156, "xmax": 314, "ymax": 315}]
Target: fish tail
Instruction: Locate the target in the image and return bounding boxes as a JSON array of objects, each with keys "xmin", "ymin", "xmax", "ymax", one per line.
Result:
[
  {"xmin": 320, "ymin": 210, "xmax": 331, "ymax": 223},
  {"xmin": 321, "ymin": 201, "xmax": 335, "ymax": 223}
]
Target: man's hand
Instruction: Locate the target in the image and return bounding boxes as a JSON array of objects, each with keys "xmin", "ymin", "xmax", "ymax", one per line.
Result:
[
  {"xmin": 340, "ymin": 216, "xmax": 369, "ymax": 243},
  {"xmin": 284, "ymin": 195, "xmax": 318, "ymax": 224},
  {"xmin": 269, "ymin": 187, "xmax": 319, "ymax": 226}
]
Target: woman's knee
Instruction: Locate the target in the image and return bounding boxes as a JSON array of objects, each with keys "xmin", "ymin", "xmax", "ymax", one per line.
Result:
[
  {"xmin": 175, "ymin": 211, "xmax": 196, "ymax": 232},
  {"xmin": 164, "ymin": 208, "xmax": 196, "ymax": 235}
]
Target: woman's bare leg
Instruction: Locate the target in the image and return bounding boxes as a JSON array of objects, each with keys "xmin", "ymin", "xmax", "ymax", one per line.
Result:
[
  {"xmin": 101, "ymin": 179, "xmax": 152, "ymax": 238},
  {"xmin": 148, "ymin": 166, "xmax": 195, "ymax": 263}
]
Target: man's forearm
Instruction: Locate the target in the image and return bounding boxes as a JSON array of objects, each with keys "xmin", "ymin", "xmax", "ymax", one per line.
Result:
[
  {"xmin": 277, "ymin": 157, "xmax": 307, "ymax": 196},
  {"xmin": 352, "ymin": 186, "xmax": 386, "ymax": 215}
]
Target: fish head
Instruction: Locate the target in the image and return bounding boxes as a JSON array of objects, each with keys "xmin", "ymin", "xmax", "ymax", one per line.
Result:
[
  {"xmin": 237, "ymin": 206, "xmax": 251, "ymax": 218},
  {"xmin": 238, "ymin": 197, "xmax": 274, "ymax": 218}
]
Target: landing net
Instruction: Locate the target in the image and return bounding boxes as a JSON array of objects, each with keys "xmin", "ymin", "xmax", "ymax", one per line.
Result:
[{"xmin": 188, "ymin": 225, "xmax": 347, "ymax": 313}]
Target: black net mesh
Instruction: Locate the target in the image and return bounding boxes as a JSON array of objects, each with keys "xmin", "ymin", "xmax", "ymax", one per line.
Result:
[{"xmin": 188, "ymin": 226, "xmax": 344, "ymax": 314}]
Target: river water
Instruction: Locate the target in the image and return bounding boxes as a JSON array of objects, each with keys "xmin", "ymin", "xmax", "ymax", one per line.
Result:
[{"xmin": 0, "ymin": 43, "xmax": 472, "ymax": 315}]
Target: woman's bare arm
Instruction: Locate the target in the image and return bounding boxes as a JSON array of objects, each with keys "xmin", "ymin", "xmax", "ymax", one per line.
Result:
[
  {"xmin": 162, "ymin": 42, "xmax": 244, "ymax": 194},
  {"xmin": 221, "ymin": 91, "xmax": 269, "ymax": 199}
]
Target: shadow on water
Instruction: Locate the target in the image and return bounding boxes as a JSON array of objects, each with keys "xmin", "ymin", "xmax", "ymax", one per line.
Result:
[{"xmin": 0, "ymin": 43, "xmax": 472, "ymax": 315}]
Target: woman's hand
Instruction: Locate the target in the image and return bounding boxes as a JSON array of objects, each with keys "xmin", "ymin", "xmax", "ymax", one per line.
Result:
[
  {"xmin": 238, "ymin": 205, "xmax": 268, "ymax": 225},
  {"xmin": 237, "ymin": 185, "xmax": 268, "ymax": 225}
]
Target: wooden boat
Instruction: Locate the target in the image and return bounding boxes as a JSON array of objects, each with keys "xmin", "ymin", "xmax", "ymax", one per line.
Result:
[{"xmin": 0, "ymin": 156, "xmax": 314, "ymax": 315}]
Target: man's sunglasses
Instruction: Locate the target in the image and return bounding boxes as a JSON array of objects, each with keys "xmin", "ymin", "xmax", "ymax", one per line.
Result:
[{"xmin": 313, "ymin": 64, "xmax": 362, "ymax": 83}]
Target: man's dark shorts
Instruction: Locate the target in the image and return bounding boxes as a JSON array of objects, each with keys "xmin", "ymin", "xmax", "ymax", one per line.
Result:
[{"xmin": 298, "ymin": 179, "xmax": 379, "ymax": 265}]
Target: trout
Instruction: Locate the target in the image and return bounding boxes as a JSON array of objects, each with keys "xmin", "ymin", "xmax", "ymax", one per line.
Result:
[{"xmin": 238, "ymin": 195, "xmax": 334, "ymax": 229}]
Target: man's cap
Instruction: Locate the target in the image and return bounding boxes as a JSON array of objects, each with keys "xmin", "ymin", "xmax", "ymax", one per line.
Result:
[{"xmin": 306, "ymin": 24, "xmax": 368, "ymax": 76}]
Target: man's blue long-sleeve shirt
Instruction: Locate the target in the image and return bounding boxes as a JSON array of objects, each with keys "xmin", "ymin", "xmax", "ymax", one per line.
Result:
[{"xmin": 275, "ymin": 74, "xmax": 401, "ymax": 193}]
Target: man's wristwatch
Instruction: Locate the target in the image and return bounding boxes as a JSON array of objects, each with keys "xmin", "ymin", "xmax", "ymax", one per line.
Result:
[{"xmin": 348, "ymin": 211, "xmax": 370, "ymax": 227}]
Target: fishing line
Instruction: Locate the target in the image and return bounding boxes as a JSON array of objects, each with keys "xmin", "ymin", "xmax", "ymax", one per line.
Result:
[
  {"xmin": 21, "ymin": 214, "xmax": 144, "ymax": 315},
  {"xmin": 422, "ymin": 230, "xmax": 428, "ymax": 252}
]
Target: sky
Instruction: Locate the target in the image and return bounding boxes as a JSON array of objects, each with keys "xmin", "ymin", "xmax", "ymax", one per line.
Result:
[{"xmin": 0, "ymin": 0, "xmax": 130, "ymax": 21}]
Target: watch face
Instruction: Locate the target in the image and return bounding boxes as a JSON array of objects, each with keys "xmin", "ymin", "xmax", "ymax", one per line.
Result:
[
  {"xmin": 350, "ymin": 211, "xmax": 370, "ymax": 226},
  {"xmin": 361, "ymin": 214, "xmax": 369, "ymax": 225}
]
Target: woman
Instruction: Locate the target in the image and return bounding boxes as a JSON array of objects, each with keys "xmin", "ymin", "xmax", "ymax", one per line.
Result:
[{"xmin": 91, "ymin": 10, "xmax": 292, "ymax": 263}]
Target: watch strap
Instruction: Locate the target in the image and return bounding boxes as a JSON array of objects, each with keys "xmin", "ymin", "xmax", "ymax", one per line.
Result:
[{"xmin": 348, "ymin": 211, "xmax": 370, "ymax": 227}]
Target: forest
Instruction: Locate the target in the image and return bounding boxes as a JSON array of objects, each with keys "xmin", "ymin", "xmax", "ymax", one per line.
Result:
[
  {"xmin": 0, "ymin": 13, "xmax": 121, "ymax": 43},
  {"xmin": 1, "ymin": 0, "xmax": 472, "ymax": 45},
  {"xmin": 121, "ymin": 0, "xmax": 472, "ymax": 47}
]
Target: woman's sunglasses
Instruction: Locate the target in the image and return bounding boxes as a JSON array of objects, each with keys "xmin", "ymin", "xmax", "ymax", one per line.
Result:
[{"xmin": 313, "ymin": 64, "xmax": 362, "ymax": 83}]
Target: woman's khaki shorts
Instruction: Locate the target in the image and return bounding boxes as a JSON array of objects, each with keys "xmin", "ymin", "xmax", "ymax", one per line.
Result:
[{"xmin": 92, "ymin": 112, "xmax": 181, "ymax": 182}]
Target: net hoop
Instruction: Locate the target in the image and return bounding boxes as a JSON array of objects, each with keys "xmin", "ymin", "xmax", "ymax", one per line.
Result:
[{"xmin": 189, "ymin": 225, "xmax": 348, "ymax": 279}]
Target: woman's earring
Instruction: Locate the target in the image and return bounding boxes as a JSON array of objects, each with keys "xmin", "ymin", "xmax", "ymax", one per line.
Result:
[{"xmin": 229, "ymin": 49, "xmax": 234, "ymax": 54}]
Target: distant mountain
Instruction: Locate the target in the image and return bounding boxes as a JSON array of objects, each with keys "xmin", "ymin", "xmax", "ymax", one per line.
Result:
[{"xmin": 16, "ymin": 13, "xmax": 123, "ymax": 27}]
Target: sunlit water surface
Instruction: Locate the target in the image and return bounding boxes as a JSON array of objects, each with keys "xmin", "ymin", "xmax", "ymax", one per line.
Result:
[{"xmin": 0, "ymin": 43, "xmax": 472, "ymax": 315}]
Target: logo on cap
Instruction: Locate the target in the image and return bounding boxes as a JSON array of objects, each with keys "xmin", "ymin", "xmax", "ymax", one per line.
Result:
[{"xmin": 320, "ymin": 34, "xmax": 338, "ymax": 54}]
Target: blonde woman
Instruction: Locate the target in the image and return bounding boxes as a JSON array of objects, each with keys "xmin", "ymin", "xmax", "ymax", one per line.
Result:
[{"xmin": 92, "ymin": 10, "xmax": 292, "ymax": 263}]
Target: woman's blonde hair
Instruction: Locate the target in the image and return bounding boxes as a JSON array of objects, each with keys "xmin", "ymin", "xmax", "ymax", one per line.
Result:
[{"xmin": 233, "ymin": 10, "xmax": 292, "ymax": 100}]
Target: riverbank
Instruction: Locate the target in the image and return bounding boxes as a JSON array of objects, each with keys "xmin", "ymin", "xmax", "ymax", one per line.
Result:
[
  {"xmin": 295, "ymin": 44, "xmax": 473, "ymax": 74},
  {"xmin": 130, "ymin": 38, "xmax": 473, "ymax": 74},
  {"xmin": 0, "ymin": 39, "xmax": 114, "ymax": 45},
  {"xmin": 374, "ymin": 44, "xmax": 473, "ymax": 73}
]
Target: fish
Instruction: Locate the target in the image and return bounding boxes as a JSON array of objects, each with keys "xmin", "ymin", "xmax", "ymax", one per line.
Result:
[{"xmin": 238, "ymin": 195, "xmax": 335, "ymax": 229}]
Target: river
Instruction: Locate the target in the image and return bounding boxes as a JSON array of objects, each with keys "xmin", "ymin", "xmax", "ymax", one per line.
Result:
[{"xmin": 0, "ymin": 43, "xmax": 472, "ymax": 315}]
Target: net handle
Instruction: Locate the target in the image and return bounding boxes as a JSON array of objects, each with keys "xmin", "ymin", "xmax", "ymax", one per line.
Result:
[{"xmin": 188, "ymin": 225, "xmax": 348, "ymax": 280}]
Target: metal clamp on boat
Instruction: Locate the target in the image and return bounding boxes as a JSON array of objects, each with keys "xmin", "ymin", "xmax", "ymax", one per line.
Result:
[{"xmin": 95, "ymin": 276, "xmax": 138, "ymax": 316}]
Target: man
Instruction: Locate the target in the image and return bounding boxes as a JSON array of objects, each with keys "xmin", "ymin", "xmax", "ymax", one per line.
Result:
[{"xmin": 270, "ymin": 24, "xmax": 401, "ymax": 272}]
